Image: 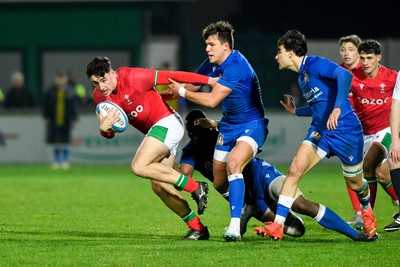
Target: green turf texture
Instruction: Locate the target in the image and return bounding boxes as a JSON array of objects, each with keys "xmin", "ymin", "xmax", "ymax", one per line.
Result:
[{"xmin": 0, "ymin": 163, "xmax": 398, "ymax": 266}]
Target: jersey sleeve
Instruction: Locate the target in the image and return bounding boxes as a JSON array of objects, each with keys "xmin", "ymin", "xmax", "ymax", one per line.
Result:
[
  {"xmin": 295, "ymin": 105, "xmax": 312, "ymax": 116},
  {"xmin": 331, "ymin": 67, "xmax": 352, "ymax": 109},
  {"xmin": 217, "ymin": 63, "xmax": 242, "ymax": 90},
  {"xmin": 156, "ymin": 70, "xmax": 209, "ymax": 85},
  {"xmin": 315, "ymin": 59, "xmax": 352, "ymax": 109}
]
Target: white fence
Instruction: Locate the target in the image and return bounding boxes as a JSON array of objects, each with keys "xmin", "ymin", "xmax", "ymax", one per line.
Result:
[{"xmin": 0, "ymin": 111, "xmax": 341, "ymax": 165}]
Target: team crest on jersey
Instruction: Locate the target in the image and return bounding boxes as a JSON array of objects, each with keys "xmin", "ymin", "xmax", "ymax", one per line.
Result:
[
  {"xmin": 310, "ymin": 131, "xmax": 321, "ymax": 141},
  {"xmin": 217, "ymin": 133, "xmax": 224, "ymax": 146},
  {"xmin": 302, "ymin": 71, "xmax": 309, "ymax": 83},
  {"xmin": 380, "ymin": 83, "xmax": 386, "ymax": 93},
  {"xmin": 124, "ymin": 95, "xmax": 132, "ymax": 105}
]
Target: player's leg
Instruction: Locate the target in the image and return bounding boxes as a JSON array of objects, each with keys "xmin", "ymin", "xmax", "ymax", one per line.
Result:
[
  {"xmin": 344, "ymin": 166, "xmax": 377, "ymax": 238},
  {"xmin": 253, "ymin": 175, "xmax": 305, "ymax": 238},
  {"xmin": 384, "ymin": 157, "xmax": 400, "ymax": 231},
  {"xmin": 262, "ymin": 143, "xmax": 321, "ymax": 240},
  {"xmin": 291, "ymin": 195, "xmax": 376, "ymax": 241},
  {"xmin": 345, "ymin": 188, "xmax": 363, "ymax": 228},
  {"xmin": 222, "ymin": 140, "xmax": 254, "ymax": 242},
  {"xmin": 131, "ymin": 114, "xmax": 208, "ymax": 214},
  {"xmin": 376, "ymin": 161, "xmax": 399, "ymax": 206},
  {"xmin": 151, "ymin": 180, "xmax": 209, "ymax": 240},
  {"xmin": 212, "ymin": 159, "xmax": 229, "ymax": 196},
  {"xmin": 363, "ymin": 143, "xmax": 386, "ymax": 208}
]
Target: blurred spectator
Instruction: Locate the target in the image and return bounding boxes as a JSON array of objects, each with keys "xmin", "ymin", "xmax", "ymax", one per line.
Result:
[
  {"xmin": 4, "ymin": 71, "xmax": 35, "ymax": 108},
  {"xmin": 43, "ymin": 72, "xmax": 79, "ymax": 170},
  {"xmin": 67, "ymin": 71, "xmax": 91, "ymax": 109}
]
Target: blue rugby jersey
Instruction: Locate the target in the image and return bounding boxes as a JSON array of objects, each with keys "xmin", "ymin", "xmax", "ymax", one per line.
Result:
[
  {"xmin": 197, "ymin": 50, "xmax": 266, "ymax": 124},
  {"xmin": 296, "ymin": 55, "xmax": 360, "ymax": 131}
]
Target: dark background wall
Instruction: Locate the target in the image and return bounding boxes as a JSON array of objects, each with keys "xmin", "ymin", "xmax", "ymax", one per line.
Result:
[{"xmin": 0, "ymin": 0, "xmax": 398, "ymax": 109}]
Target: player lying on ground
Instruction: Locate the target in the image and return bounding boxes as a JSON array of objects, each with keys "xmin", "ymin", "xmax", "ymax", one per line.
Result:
[{"xmin": 188, "ymin": 109, "xmax": 377, "ymax": 242}]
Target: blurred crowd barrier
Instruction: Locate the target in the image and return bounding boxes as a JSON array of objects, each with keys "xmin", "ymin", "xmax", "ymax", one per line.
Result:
[{"xmin": 0, "ymin": 111, "xmax": 323, "ymax": 165}]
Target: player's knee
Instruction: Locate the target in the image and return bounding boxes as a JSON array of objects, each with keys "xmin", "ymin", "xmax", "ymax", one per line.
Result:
[
  {"xmin": 226, "ymin": 158, "xmax": 242, "ymax": 174},
  {"xmin": 131, "ymin": 161, "xmax": 146, "ymax": 178},
  {"xmin": 287, "ymin": 164, "xmax": 304, "ymax": 179}
]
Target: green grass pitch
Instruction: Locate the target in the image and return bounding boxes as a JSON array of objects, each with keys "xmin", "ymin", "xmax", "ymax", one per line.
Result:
[{"xmin": 0, "ymin": 163, "xmax": 398, "ymax": 266}]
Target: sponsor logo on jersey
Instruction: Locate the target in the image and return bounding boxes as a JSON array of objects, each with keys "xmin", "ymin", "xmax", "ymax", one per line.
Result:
[
  {"xmin": 304, "ymin": 87, "xmax": 323, "ymax": 103},
  {"xmin": 356, "ymin": 96, "xmax": 390, "ymax": 105},
  {"xmin": 310, "ymin": 131, "xmax": 321, "ymax": 141},
  {"xmin": 360, "ymin": 83, "xmax": 364, "ymax": 90}
]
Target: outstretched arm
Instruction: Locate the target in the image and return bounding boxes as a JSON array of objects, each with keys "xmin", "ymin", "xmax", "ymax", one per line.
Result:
[{"xmin": 168, "ymin": 78, "xmax": 230, "ymax": 108}]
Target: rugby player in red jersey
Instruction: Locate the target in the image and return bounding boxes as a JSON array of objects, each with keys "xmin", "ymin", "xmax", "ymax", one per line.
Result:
[
  {"xmin": 85, "ymin": 56, "xmax": 217, "ymax": 239},
  {"xmin": 350, "ymin": 40, "xmax": 399, "ymax": 230},
  {"xmin": 339, "ymin": 35, "xmax": 364, "ymax": 227}
]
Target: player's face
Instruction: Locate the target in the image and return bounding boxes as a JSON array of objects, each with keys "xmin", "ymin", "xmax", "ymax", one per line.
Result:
[
  {"xmin": 275, "ymin": 45, "xmax": 292, "ymax": 70},
  {"xmin": 360, "ymin": 52, "xmax": 381, "ymax": 77},
  {"xmin": 90, "ymin": 70, "xmax": 117, "ymax": 96},
  {"xmin": 340, "ymin": 42, "xmax": 359, "ymax": 70},
  {"xmin": 205, "ymin": 35, "xmax": 229, "ymax": 65}
]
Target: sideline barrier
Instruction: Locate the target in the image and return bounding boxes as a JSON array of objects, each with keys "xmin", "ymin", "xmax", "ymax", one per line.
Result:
[{"xmin": 0, "ymin": 112, "xmax": 322, "ymax": 164}]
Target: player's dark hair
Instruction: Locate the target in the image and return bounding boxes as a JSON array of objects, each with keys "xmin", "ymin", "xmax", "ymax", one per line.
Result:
[
  {"xmin": 277, "ymin": 30, "xmax": 307, "ymax": 57},
  {"xmin": 185, "ymin": 109, "xmax": 211, "ymax": 143},
  {"xmin": 85, "ymin": 56, "xmax": 112, "ymax": 78},
  {"xmin": 358, "ymin": 39, "xmax": 381, "ymax": 55},
  {"xmin": 202, "ymin": 21, "xmax": 235, "ymax": 49},
  {"xmin": 339, "ymin": 34, "xmax": 362, "ymax": 47},
  {"xmin": 185, "ymin": 109, "xmax": 206, "ymax": 133}
]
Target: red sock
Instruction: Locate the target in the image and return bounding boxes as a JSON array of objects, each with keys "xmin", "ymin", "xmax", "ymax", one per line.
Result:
[
  {"xmin": 183, "ymin": 176, "xmax": 199, "ymax": 193},
  {"xmin": 381, "ymin": 182, "xmax": 399, "ymax": 201},
  {"xmin": 369, "ymin": 183, "xmax": 377, "ymax": 209},
  {"xmin": 187, "ymin": 216, "xmax": 205, "ymax": 231},
  {"xmin": 347, "ymin": 186, "xmax": 361, "ymax": 213}
]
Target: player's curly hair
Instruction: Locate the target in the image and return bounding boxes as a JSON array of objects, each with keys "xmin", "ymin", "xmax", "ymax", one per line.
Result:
[
  {"xmin": 358, "ymin": 39, "xmax": 381, "ymax": 55},
  {"xmin": 202, "ymin": 21, "xmax": 235, "ymax": 49},
  {"xmin": 85, "ymin": 56, "xmax": 112, "ymax": 78},
  {"xmin": 277, "ymin": 30, "xmax": 308, "ymax": 57}
]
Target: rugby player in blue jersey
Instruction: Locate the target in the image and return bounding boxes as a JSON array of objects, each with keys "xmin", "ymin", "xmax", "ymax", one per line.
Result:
[
  {"xmin": 184, "ymin": 109, "xmax": 376, "ymax": 241},
  {"xmin": 168, "ymin": 21, "xmax": 268, "ymax": 241},
  {"xmin": 257, "ymin": 30, "xmax": 378, "ymax": 241}
]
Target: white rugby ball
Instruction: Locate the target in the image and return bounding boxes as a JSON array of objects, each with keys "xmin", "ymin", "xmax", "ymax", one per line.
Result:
[{"xmin": 95, "ymin": 101, "xmax": 129, "ymax": 133}]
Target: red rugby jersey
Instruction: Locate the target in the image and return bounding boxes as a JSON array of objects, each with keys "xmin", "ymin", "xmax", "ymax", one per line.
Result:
[
  {"xmin": 94, "ymin": 67, "xmax": 209, "ymax": 135},
  {"xmin": 350, "ymin": 65, "xmax": 397, "ymax": 135}
]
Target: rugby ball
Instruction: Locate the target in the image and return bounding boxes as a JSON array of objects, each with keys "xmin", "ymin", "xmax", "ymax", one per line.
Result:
[{"xmin": 95, "ymin": 101, "xmax": 129, "ymax": 132}]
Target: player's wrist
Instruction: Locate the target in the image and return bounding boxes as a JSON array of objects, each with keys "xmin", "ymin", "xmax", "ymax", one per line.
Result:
[{"xmin": 178, "ymin": 87, "xmax": 187, "ymax": 98}]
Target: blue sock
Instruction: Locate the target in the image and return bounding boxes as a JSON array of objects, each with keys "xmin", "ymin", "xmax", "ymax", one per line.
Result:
[
  {"xmin": 315, "ymin": 205, "xmax": 359, "ymax": 239},
  {"xmin": 228, "ymin": 174, "xmax": 245, "ymax": 218},
  {"xmin": 276, "ymin": 203, "xmax": 290, "ymax": 219}
]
